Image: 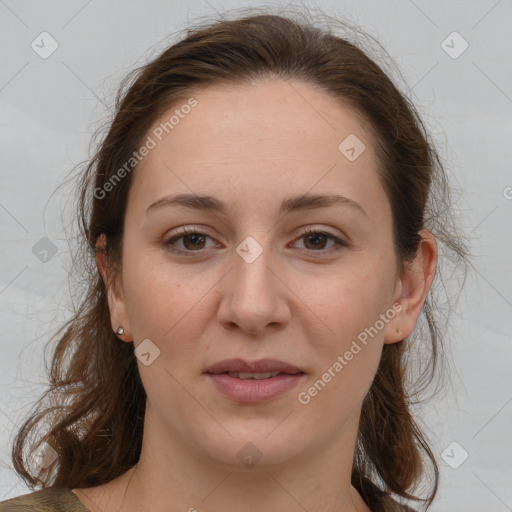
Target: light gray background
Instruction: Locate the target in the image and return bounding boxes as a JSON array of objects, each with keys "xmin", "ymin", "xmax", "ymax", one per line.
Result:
[{"xmin": 1, "ymin": 1, "xmax": 511, "ymax": 511}]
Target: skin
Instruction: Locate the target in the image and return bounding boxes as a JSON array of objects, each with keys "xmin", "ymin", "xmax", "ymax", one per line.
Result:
[{"xmin": 73, "ymin": 78, "xmax": 436, "ymax": 512}]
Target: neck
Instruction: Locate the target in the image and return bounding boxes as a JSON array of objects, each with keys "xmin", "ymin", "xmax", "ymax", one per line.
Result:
[{"xmin": 113, "ymin": 410, "xmax": 370, "ymax": 512}]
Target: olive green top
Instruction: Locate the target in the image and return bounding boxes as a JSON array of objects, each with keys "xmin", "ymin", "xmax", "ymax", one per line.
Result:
[
  {"xmin": 0, "ymin": 485, "xmax": 416, "ymax": 511},
  {"xmin": 0, "ymin": 488, "xmax": 90, "ymax": 512}
]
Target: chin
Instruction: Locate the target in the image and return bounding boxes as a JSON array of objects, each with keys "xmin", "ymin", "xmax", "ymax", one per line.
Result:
[{"xmin": 195, "ymin": 423, "xmax": 310, "ymax": 472}]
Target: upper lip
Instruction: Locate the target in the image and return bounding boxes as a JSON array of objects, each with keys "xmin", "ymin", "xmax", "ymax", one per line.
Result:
[{"xmin": 205, "ymin": 358, "xmax": 304, "ymax": 375}]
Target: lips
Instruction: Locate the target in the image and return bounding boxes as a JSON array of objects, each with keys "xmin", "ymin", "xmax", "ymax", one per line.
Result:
[
  {"xmin": 205, "ymin": 358, "xmax": 304, "ymax": 375},
  {"xmin": 226, "ymin": 371, "xmax": 281, "ymax": 380},
  {"xmin": 205, "ymin": 358, "xmax": 306, "ymax": 403}
]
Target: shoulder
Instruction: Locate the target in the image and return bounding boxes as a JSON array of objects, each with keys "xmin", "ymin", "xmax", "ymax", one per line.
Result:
[{"xmin": 0, "ymin": 487, "xmax": 90, "ymax": 512}]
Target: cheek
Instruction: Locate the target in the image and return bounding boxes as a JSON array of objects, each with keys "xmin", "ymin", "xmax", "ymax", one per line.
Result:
[
  {"xmin": 121, "ymin": 255, "xmax": 211, "ymax": 413},
  {"xmin": 122, "ymin": 250, "xmax": 216, "ymax": 359},
  {"xmin": 301, "ymin": 258, "xmax": 395, "ymax": 397},
  {"xmin": 308, "ymin": 257, "xmax": 396, "ymax": 344}
]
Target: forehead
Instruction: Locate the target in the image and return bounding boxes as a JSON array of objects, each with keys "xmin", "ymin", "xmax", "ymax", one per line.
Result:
[
  {"xmin": 128, "ymin": 78, "xmax": 389, "ymax": 222},
  {"xmin": 148, "ymin": 78, "xmax": 370, "ymax": 164}
]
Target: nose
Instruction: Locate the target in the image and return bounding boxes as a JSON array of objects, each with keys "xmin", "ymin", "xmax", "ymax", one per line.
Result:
[{"xmin": 216, "ymin": 239, "xmax": 291, "ymax": 337}]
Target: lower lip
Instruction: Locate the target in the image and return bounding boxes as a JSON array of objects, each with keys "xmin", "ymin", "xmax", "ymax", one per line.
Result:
[{"xmin": 206, "ymin": 373, "xmax": 305, "ymax": 403}]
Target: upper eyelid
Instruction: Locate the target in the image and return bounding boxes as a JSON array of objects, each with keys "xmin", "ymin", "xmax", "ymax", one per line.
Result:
[{"xmin": 165, "ymin": 225, "xmax": 344, "ymax": 241}]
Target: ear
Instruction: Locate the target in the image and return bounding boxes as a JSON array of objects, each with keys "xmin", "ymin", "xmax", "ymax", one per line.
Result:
[
  {"xmin": 384, "ymin": 229, "xmax": 437, "ymax": 344},
  {"xmin": 96, "ymin": 234, "xmax": 132, "ymax": 342}
]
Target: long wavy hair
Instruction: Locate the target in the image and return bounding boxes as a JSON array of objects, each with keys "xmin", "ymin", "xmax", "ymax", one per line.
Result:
[{"xmin": 10, "ymin": 7, "xmax": 467, "ymax": 511}]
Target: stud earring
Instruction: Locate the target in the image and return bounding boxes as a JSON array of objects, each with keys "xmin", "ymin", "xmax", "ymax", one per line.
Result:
[{"xmin": 116, "ymin": 327, "xmax": 125, "ymax": 336}]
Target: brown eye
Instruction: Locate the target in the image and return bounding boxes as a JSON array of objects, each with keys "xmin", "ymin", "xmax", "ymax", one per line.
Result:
[
  {"xmin": 303, "ymin": 232, "xmax": 329, "ymax": 250},
  {"xmin": 293, "ymin": 229, "xmax": 345, "ymax": 253},
  {"xmin": 163, "ymin": 228, "xmax": 215, "ymax": 255},
  {"xmin": 181, "ymin": 233, "xmax": 207, "ymax": 250},
  {"xmin": 163, "ymin": 227, "xmax": 345, "ymax": 257}
]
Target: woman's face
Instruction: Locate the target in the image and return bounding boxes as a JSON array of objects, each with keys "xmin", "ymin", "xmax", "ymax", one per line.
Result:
[{"xmin": 107, "ymin": 78, "xmax": 410, "ymax": 469}]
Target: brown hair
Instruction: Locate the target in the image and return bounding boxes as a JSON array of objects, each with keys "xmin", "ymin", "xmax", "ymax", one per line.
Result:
[{"xmin": 11, "ymin": 7, "xmax": 467, "ymax": 511}]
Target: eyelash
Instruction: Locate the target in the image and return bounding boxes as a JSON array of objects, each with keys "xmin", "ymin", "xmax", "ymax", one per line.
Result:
[{"xmin": 162, "ymin": 227, "xmax": 346, "ymax": 257}]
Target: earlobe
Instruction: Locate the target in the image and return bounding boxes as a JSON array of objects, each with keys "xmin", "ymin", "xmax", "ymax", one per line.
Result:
[
  {"xmin": 384, "ymin": 230, "xmax": 437, "ymax": 344},
  {"xmin": 95, "ymin": 234, "xmax": 132, "ymax": 342}
]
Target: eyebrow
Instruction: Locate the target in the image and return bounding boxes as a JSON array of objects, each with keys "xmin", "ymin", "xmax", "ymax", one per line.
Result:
[{"xmin": 146, "ymin": 192, "xmax": 368, "ymax": 218}]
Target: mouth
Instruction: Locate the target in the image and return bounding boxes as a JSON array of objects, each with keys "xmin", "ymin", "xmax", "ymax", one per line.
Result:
[
  {"xmin": 204, "ymin": 358, "xmax": 306, "ymax": 403},
  {"xmin": 224, "ymin": 371, "xmax": 290, "ymax": 380},
  {"xmin": 205, "ymin": 357, "xmax": 304, "ymax": 375}
]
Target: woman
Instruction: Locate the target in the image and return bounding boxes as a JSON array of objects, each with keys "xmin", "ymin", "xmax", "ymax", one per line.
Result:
[{"xmin": 0, "ymin": 9, "xmax": 466, "ymax": 512}]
